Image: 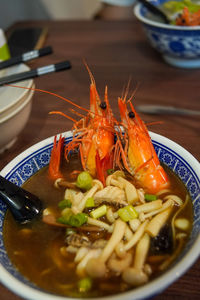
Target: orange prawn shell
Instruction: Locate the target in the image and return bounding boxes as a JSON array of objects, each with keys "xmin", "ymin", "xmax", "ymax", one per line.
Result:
[{"xmin": 118, "ymin": 97, "xmax": 169, "ymax": 194}]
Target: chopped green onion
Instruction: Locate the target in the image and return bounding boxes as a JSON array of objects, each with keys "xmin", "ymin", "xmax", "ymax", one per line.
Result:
[
  {"xmin": 57, "ymin": 216, "xmax": 70, "ymax": 225},
  {"xmin": 58, "ymin": 199, "xmax": 72, "ymax": 209},
  {"xmin": 68, "ymin": 213, "xmax": 88, "ymax": 227},
  {"xmin": 85, "ymin": 197, "xmax": 95, "ymax": 208},
  {"xmin": 61, "ymin": 207, "xmax": 73, "ymax": 218},
  {"xmin": 107, "ymin": 168, "xmax": 115, "ymax": 175},
  {"xmin": 145, "ymin": 193, "xmax": 157, "ymax": 202},
  {"xmin": 117, "ymin": 205, "xmax": 138, "ymax": 222},
  {"xmin": 76, "ymin": 171, "xmax": 93, "ymax": 190},
  {"xmin": 77, "ymin": 277, "xmax": 93, "ymax": 293},
  {"xmin": 90, "ymin": 205, "xmax": 107, "ymax": 219},
  {"xmin": 57, "ymin": 213, "xmax": 88, "ymax": 227}
]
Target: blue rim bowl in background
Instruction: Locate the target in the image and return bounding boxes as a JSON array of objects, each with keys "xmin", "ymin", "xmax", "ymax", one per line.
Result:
[
  {"xmin": 134, "ymin": 0, "xmax": 200, "ymax": 68},
  {"xmin": 0, "ymin": 131, "xmax": 200, "ymax": 300}
]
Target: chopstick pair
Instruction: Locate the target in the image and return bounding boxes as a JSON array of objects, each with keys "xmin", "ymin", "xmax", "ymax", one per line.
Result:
[
  {"xmin": 0, "ymin": 46, "xmax": 53, "ymax": 70},
  {"xmin": 0, "ymin": 60, "xmax": 71, "ymax": 86}
]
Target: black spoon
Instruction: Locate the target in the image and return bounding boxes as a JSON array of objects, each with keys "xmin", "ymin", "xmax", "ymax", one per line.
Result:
[
  {"xmin": 137, "ymin": 0, "xmax": 170, "ymax": 24},
  {"xmin": 0, "ymin": 175, "xmax": 43, "ymax": 224}
]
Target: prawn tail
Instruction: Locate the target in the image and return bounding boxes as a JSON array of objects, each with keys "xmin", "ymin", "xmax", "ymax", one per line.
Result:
[
  {"xmin": 49, "ymin": 135, "xmax": 65, "ymax": 181},
  {"xmin": 95, "ymin": 152, "xmax": 114, "ymax": 186}
]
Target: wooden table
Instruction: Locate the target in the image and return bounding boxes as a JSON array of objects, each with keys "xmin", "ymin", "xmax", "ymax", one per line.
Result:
[{"xmin": 1, "ymin": 19, "xmax": 200, "ymax": 300}]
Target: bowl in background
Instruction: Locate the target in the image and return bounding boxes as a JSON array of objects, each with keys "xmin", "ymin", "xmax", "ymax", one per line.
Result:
[
  {"xmin": 134, "ymin": 0, "xmax": 200, "ymax": 68},
  {"xmin": 0, "ymin": 131, "xmax": 199, "ymax": 300},
  {"xmin": 0, "ymin": 85, "xmax": 35, "ymax": 153},
  {"xmin": 0, "ymin": 63, "xmax": 34, "ymax": 153}
]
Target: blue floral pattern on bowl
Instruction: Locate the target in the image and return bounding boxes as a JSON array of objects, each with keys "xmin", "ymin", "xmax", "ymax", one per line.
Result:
[
  {"xmin": 134, "ymin": 0, "xmax": 200, "ymax": 68},
  {"xmin": 0, "ymin": 133, "xmax": 199, "ymax": 293}
]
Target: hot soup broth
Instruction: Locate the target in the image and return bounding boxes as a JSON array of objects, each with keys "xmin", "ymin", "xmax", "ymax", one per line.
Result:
[{"xmin": 3, "ymin": 156, "xmax": 193, "ymax": 298}]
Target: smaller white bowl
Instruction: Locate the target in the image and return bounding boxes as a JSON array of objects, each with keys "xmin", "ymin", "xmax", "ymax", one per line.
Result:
[
  {"xmin": 0, "ymin": 63, "xmax": 33, "ymax": 114},
  {"xmin": 0, "ymin": 85, "xmax": 35, "ymax": 153},
  {"xmin": 134, "ymin": 0, "xmax": 200, "ymax": 68}
]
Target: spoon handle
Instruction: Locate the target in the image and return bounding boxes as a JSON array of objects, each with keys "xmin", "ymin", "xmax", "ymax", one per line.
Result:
[
  {"xmin": 136, "ymin": 105, "xmax": 200, "ymax": 116},
  {"xmin": 0, "ymin": 175, "xmax": 42, "ymax": 224}
]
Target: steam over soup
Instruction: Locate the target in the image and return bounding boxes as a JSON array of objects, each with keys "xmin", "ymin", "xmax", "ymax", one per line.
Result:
[{"xmin": 3, "ymin": 155, "xmax": 193, "ymax": 298}]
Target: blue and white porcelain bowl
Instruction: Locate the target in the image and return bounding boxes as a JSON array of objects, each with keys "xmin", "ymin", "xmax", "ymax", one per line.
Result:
[
  {"xmin": 0, "ymin": 131, "xmax": 200, "ymax": 300},
  {"xmin": 134, "ymin": 0, "xmax": 200, "ymax": 68}
]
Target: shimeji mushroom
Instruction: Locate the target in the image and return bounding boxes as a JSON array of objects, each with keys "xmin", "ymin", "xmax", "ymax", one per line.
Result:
[
  {"xmin": 77, "ymin": 180, "xmax": 103, "ymax": 212},
  {"xmin": 124, "ymin": 220, "xmax": 149, "ymax": 251},
  {"xmin": 87, "ymin": 217, "xmax": 113, "ymax": 232},
  {"xmin": 129, "ymin": 218, "xmax": 141, "ymax": 232},
  {"xmin": 106, "ymin": 170, "xmax": 139, "ymax": 204},
  {"xmin": 122, "ymin": 233, "xmax": 150, "ymax": 286},
  {"xmin": 85, "ymin": 219, "xmax": 126, "ymax": 278},
  {"xmin": 138, "ymin": 199, "xmax": 174, "ymax": 222},
  {"xmin": 106, "ymin": 170, "xmax": 125, "ymax": 189},
  {"xmin": 135, "ymin": 200, "xmax": 163, "ymax": 214},
  {"xmin": 145, "ymin": 207, "xmax": 173, "ymax": 237},
  {"xmin": 76, "ymin": 248, "xmax": 102, "ymax": 277},
  {"xmin": 107, "ymin": 252, "xmax": 132, "ymax": 273}
]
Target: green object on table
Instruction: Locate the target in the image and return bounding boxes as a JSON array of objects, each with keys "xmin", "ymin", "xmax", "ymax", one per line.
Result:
[
  {"xmin": 118, "ymin": 205, "xmax": 138, "ymax": 222},
  {"xmin": 0, "ymin": 43, "xmax": 10, "ymax": 61}
]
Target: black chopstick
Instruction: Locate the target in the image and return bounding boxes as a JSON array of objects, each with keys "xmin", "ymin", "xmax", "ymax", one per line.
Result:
[
  {"xmin": 0, "ymin": 60, "xmax": 71, "ymax": 86},
  {"xmin": 0, "ymin": 46, "xmax": 53, "ymax": 70}
]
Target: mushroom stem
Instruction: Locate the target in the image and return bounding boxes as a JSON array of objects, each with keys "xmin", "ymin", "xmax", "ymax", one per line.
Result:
[
  {"xmin": 145, "ymin": 207, "xmax": 173, "ymax": 237},
  {"xmin": 100, "ymin": 219, "xmax": 126, "ymax": 262},
  {"xmin": 135, "ymin": 200, "xmax": 162, "ymax": 214},
  {"xmin": 139, "ymin": 199, "xmax": 174, "ymax": 222},
  {"xmin": 85, "ymin": 219, "xmax": 126, "ymax": 278},
  {"xmin": 78, "ymin": 180, "xmax": 103, "ymax": 212},
  {"xmin": 122, "ymin": 233, "xmax": 150, "ymax": 286},
  {"xmin": 133, "ymin": 233, "xmax": 150, "ymax": 270},
  {"xmin": 124, "ymin": 220, "xmax": 148, "ymax": 251}
]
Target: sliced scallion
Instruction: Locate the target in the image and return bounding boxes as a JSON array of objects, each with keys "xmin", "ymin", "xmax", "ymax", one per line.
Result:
[
  {"xmin": 85, "ymin": 197, "xmax": 95, "ymax": 208},
  {"xmin": 90, "ymin": 205, "xmax": 107, "ymax": 219},
  {"xmin": 145, "ymin": 193, "xmax": 157, "ymax": 202},
  {"xmin": 57, "ymin": 213, "xmax": 88, "ymax": 227},
  {"xmin": 58, "ymin": 199, "xmax": 72, "ymax": 209},
  {"xmin": 117, "ymin": 205, "xmax": 138, "ymax": 222},
  {"xmin": 68, "ymin": 213, "xmax": 88, "ymax": 227},
  {"xmin": 78, "ymin": 277, "xmax": 93, "ymax": 293},
  {"xmin": 76, "ymin": 171, "xmax": 93, "ymax": 191}
]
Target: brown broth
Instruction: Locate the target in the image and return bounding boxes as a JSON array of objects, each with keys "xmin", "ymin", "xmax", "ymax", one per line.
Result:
[{"xmin": 3, "ymin": 157, "xmax": 193, "ymax": 298}]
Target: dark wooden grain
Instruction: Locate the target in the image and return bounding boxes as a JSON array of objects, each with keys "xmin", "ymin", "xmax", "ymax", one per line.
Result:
[{"xmin": 0, "ymin": 19, "xmax": 199, "ymax": 300}]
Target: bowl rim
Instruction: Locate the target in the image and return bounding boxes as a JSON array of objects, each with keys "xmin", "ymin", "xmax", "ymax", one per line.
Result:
[
  {"xmin": 0, "ymin": 84, "xmax": 35, "ymax": 124},
  {"xmin": 0, "ymin": 63, "xmax": 33, "ymax": 114},
  {"xmin": 0, "ymin": 131, "xmax": 200, "ymax": 300},
  {"xmin": 134, "ymin": 3, "xmax": 200, "ymax": 30}
]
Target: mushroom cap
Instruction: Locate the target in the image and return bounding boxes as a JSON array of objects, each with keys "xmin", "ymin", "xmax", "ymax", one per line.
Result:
[
  {"xmin": 85, "ymin": 258, "xmax": 107, "ymax": 278},
  {"xmin": 122, "ymin": 267, "xmax": 148, "ymax": 286}
]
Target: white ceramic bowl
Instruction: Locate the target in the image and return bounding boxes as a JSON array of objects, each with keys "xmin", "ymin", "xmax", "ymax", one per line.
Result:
[
  {"xmin": 0, "ymin": 131, "xmax": 199, "ymax": 300},
  {"xmin": 134, "ymin": 0, "xmax": 200, "ymax": 68},
  {"xmin": 0, "ymin": 63, "xmax": 33, "ymax": 115},
  {"xmin": 0, "ymin": 85, "xmax": 35, "ymax": 153}
]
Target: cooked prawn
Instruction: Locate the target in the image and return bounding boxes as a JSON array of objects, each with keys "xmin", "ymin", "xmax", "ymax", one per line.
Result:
[{"xmin": 116, "ymin": 95, "xmax": 170, "ymax": 194}]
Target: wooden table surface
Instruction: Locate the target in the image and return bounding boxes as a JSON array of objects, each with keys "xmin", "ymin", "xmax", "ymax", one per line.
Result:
[{"xmin": 0, "ymin": 19, "xmax": 200, "ymax": 300}]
